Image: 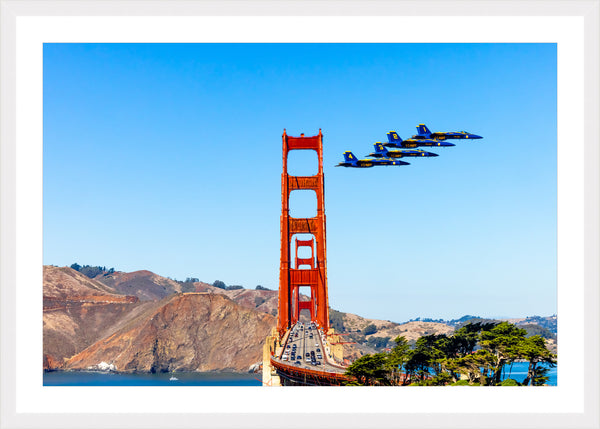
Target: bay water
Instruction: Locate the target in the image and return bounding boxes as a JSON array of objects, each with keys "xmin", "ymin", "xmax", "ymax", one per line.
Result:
[
  {"xmin": 43, "ymin": 371, "xmax": 263, "ymax": 386},
  {"xmin": 499, "ymin": 361, "xmax": 557, "ymax": 386},
  {"xmin": 44, "ymin": 362, "xmax": 556, "ymax": 386}
]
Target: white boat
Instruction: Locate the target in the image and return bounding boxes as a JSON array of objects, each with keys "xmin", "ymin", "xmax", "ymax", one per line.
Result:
[{"xmin": 169, "ymin": 376, "xmax": 178, "ymax": 381}]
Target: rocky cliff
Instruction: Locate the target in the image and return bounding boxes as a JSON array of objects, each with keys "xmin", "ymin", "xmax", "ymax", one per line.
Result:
[
  {"xmin": 65, "ymin": 293, "xmax": 275, "ymax": 373},
  {"xmin": 44, "ymin": 266, "xmax": 280, "ymax": 372},
  {"xmin": 43, "ymin": 266, "xmax": 149, "ymax": 369}
]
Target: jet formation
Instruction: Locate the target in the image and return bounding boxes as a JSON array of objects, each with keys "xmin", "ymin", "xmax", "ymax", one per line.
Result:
[{"xmin": 336, "ymin": 123, "xmax": 483, "ymax": 168}]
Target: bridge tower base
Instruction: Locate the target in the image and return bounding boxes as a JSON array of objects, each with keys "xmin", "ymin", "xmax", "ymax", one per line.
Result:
[{"xmin": 262, "ymin": 327, "xmax": 281, "ymax": 386}]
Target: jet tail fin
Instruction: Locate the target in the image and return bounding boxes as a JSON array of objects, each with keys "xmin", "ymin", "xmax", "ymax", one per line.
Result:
[
  {"xmin": 374, "ymin": 142, "xmax": 388, "ymax": 155},
  {"xmin": 343, "ymin": 151, "xmax": 357, "ymax": 163},
  {"xmin": 417, "ymin": 124, "xmax": 432, "ymax": 137},
  {"xmin": 387, "ymin": 131, "xmax": 403, "ymax": 144}
]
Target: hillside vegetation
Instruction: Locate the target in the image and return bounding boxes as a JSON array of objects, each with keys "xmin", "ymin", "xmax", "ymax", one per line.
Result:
[{"xmin": 344, "ymin": 322, "xmax": 556, "ymax": 386}]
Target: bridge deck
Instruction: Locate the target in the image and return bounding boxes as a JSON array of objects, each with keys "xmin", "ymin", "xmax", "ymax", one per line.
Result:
[{"xmin": 270, "ymin": 322, "xmax": 351, "ymax": 384}]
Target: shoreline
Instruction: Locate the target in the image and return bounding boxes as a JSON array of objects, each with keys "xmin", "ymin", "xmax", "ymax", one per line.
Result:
[{"xmin": 44, "ymin": 368, "xmax": 260, "ymax": 375}]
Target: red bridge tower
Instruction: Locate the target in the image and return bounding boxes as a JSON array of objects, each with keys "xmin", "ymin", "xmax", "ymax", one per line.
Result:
[{"xmin": 278, "ymin": 129, "xmax": 330, "ymax": 336}]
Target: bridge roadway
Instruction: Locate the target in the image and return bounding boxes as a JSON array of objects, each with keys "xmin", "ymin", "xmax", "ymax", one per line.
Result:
[{"xmin": 271, "ymin": 321, "xmax": 348, "ymax": 382}]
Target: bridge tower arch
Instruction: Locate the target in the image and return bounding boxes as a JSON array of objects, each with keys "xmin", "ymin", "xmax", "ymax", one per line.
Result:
[{"xmin": 278, "ymin": 129, "xmax": 329, "ymax": 336}]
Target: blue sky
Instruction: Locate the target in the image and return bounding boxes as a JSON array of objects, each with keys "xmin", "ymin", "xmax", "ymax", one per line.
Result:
[{"xmin": 43, "ymin": 43, "xmax": 557, "ymax": 322}]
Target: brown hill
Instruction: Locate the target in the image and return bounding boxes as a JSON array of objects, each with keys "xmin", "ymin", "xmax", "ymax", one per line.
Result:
[
  {"xmin": 369, "ymin": 320, "xmax": 454, "ymax": 342},
  {"xmin": 333, "ymin": 310, "xmax": 454, "ymax": 361},
  {"xmin": 43, "ymin": 266, "xmax": 149, "ymax": 369},
  {"xmin": 65, "ymin": 293, "xmax": 276, "ymax": 373},
  {"xmin": 96, "ymin": 270, "xmax": 280, "ymax": 317},
  {"xmin": 44, "ymin": 266, "xmax": 122, "ymax": 301},
  {"xmin": 97, "ymin": 270, "xmax": 184, "ymax": 301}
]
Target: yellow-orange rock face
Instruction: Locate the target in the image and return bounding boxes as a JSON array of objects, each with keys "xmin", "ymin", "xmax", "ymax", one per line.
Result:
[{"xmin": 65, "ymin": 293, "xmax": 275, "ymax": 373}]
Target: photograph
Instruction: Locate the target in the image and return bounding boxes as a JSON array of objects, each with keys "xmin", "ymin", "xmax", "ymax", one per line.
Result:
[{"xmin": 42, "ymin": 42, "xmax": 558, "ymax": 388}]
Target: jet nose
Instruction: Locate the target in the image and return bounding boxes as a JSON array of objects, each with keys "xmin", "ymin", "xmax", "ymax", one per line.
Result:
[
  {"xmin": 471, "ymin": 134, "xmax": 483, "ymax": 139},
  {"xmin": 430, "ymin": 152, "xmax": 439, "ymax": 157}
]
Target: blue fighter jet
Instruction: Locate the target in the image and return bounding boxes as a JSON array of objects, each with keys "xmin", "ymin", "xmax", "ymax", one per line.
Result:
[
  {"xmin": 367, "ymin": 142, "xmax": 439, "ymax": 159},
  {"xmin": 412, "ymin": 124, "xmax": 483, "ymax": 140},
  {"xmin": 335, "ymin": 151, "xmax": 409, "ymax": 168},
  {"xmin": 384, "ymin": 131, "xmax": 455, "ymax": 149}
]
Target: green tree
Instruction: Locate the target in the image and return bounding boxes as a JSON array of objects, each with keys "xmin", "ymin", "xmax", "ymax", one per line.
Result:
[
  {"xmin": 385, "ymin": 336, "xmax": 411, "ymax": 385},
  {"xmin": 479, "ymin": 322, "xmax": 527, "ymax": 385},
  {"xmin": 404, "ymin": 334, "xmax": 449, "ymax": 383},
  {"xmin": 212, "ymin": 280, "xmax": 226, "ymax": 289},
  {"xmin": 450, "ymin": 322, "xmax": 493, "ymax": 356},
  {"xmin": 367, "ymin": 336, "xmax": 391, "ymax": 349},
  {"xmin": 345, "ymin": 353, "xmax": 389, "ymax": 385},
  {"xmin": 328, "ymin": 309, "xmax": 345, "ymax": 333},
  {"xmin": 180, "ymin": 282, "xmax": 196, "ymax": 293},
  {"xmin": 79, "ymin": 265, "xmax": 105, "ymax": 278},
  {"xmin": 441, "ymin": 322, "xmax": 496, "ymax": 383},
  {"xmin": 363, "ymin": 323, "xmax": 377, "ymax": 335},
  {"xmin": 445, "ymin": 349, "xmax": 495, "ymax": 385},
  {"xmin": 518, "ymin": 335, "xmax": 556, "ymax": 386}
]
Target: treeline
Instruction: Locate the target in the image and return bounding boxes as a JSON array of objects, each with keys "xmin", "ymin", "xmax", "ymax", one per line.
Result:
[
  {"xmin": 212, "ymin": 280, "xmax": 243, "ymax": 291},
  {"xmin": 173, "ymin": 278, "xmax": 271, "ymax": 293},
  {"xmin": 212, "ymin": 280, "xmax": 271, "ymax": 291},
  {"xmin": 174, "ymin": 278, "xmax": 198, "ymax": 293},
  {"xmin": 407, "ymin": 315, "xmax": 478, "ymax": 325},
  {"xmin": 345, "ymin": 321, "xmax": 556, "ymax": 386},
  {"xmin": 408, "ymin": 315, "xmax": 557, "ymax": 335},
  {"xmin": 70, "ymin": 263, "xmax": 114, "ymax": 278}
]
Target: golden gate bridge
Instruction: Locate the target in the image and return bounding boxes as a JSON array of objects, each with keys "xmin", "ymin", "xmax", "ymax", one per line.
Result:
[{"xmin": 262, "ymin": 130, "xmax": 352, "ymax": 386}]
